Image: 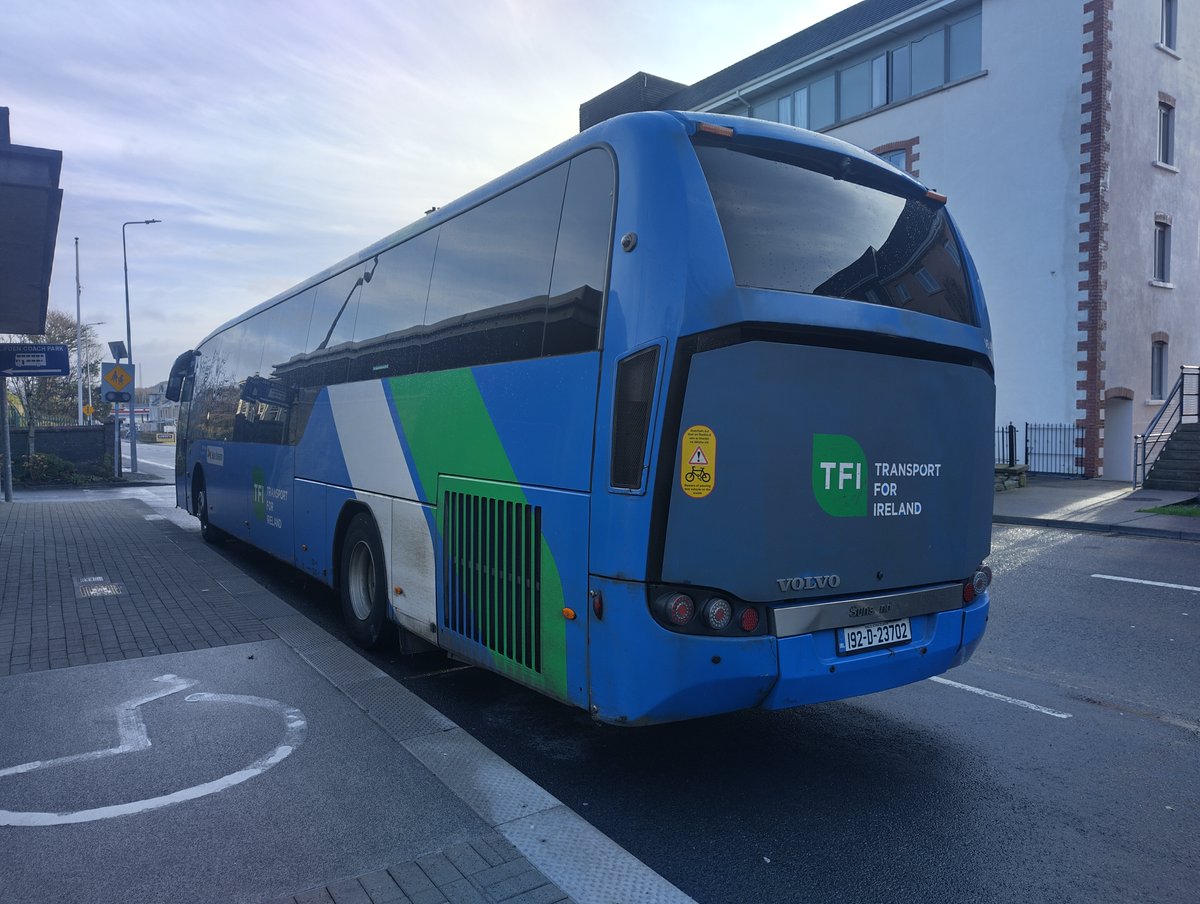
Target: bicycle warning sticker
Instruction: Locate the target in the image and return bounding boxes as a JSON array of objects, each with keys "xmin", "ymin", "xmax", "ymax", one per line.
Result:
[{"xmin": 681, "ymin": 425, "xmax": 716, "ymax": 498}]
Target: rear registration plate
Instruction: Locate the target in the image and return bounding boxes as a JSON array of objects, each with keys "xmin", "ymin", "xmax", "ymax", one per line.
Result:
[{"xmin": 837, "ymin": 618, "xmax": 911, "ymax": 655}]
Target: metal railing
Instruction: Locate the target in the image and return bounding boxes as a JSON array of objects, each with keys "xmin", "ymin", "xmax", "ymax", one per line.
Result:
[
  {"xmin": 994, "ymin": 422, "xmax": 1088, "ymax": 477},
  {"xmin": 995, "ymin": 423, "xmax": 1019, "ymax": 467},
  {"xmin": 1134, "ymin": 365, "xmax": 1200, "ymax": 488},
  {"xmin": 5, "ymin": 411, "xmax": 80, "ymax": 429},
  {"xmin": 1025, "ymin": 422, "xmax": 1087, "ymax": 476}
]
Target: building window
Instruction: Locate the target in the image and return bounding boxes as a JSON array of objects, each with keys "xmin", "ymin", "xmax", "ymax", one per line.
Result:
[
  {"xmin": 891, "ymin": 45, "xmax": 911, "ymax": 101},
  {"xmin": 839, "ymin": 60, "xmax": 871, "ymax": 120},
  {"xmin": 871, "ymin": 54, "xmax": 888, "ymax": 107},
  {"xmin": 1162, "ymin": 0, "xmax": 1178, "ymax": 50},
  {"xmin": 910, "ymin": 30, "xmax": 946, "ymax": 94},
  {"xmin": 1151, "ymin": 340, "xmax": 1168, "ymax": 399},
  {"xmin": 880, "ymin": 149, "xmax": 907, "ymax": 170},
  {"xmin": 794, "ymin": 88, "xmax": 809, "ymax": 128},
  {"xmin": 810, "ymin": 74, "xmax": 836, "ymax": 130},
  {"xmin": 915, "ymin": 267, "xmax": 941, "ymax": 293},
  {"xmin": 778, "ymin": 95, "xmax": 792, "ymax": 125},
  {"xmin": 1158, "ymin": 101, "xmax": 1175, "ymax": 165},
  {"xmin": 749, "ymin": 9, "xmax": 982, "ymax": 132},
  {"xmin": 1154, "ymin": 220, "xmax": 1172, "ymax": 282},
  {"xmin": 948, "ymin": 15, "xmax": 983, "ymax": 81}
]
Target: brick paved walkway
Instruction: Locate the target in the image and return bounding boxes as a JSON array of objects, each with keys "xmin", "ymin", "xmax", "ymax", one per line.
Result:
[
  {"xmin": 272, "ymin": 833, "xmax": 570, "ymax": 904},
  {"xmin": 0, "ymin": 500, "xmax": 274, "ymax": 675}
]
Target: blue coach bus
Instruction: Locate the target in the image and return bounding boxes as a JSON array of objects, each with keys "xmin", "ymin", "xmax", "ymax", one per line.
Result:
[{"xmin": 165, "ymin": 111, "xmax": 995, "ymax": 725}]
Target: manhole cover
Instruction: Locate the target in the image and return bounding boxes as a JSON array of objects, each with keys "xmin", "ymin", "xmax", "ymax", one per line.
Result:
[{"xmin": 74, "ymin": 576, "xmax": 126, "ymax": 599}]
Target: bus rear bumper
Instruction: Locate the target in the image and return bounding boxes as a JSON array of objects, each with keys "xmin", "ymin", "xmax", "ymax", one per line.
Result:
[
  {"xmin": 586, "ymin": 578, "xmax": 989, "ymax": 724},
  {"xmin": 761, "ymin": 592, "xmax": 990, "ymax": 709},
  {"xmin": 586, "ymin": 577, "xmax": 779, "ymax": 725}
]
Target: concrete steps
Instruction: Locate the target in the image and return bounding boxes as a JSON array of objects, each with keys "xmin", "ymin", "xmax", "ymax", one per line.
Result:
[{"xmin": 1145, "ymin": 423, "xmax": 1200, "ymax": 493}]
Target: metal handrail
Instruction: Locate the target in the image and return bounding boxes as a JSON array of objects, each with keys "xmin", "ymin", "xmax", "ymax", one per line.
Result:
[{"xmin": 1134, "ymin": 364, "xmax": 1200, "ymax": 488}]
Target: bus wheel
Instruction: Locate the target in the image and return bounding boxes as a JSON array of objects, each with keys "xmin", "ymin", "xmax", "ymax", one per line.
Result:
[
  {"xmin": 196, "ymin": 481, "xmax": 226, "ymax": 544},
  {"xmin": 340, "ymin": 512, "xmax": 391, "ymax": 649}
]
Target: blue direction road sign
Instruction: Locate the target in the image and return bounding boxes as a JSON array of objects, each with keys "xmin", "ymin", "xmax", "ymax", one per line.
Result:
[{"xmin": 0, "ymin": 344, "xmax": 71, "ymax": 377}]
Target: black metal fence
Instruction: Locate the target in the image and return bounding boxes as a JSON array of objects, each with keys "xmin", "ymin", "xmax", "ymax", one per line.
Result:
[
  {"xmin": 5, "ymin": 410, "xmax": 79, "ymax": 429},
  {"xmin": 994, "ymin": 422, "xmax": 1087, "ymax": 477}
]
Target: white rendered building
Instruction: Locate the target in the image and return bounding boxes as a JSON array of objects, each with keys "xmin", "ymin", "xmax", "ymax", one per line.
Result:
[{"xmin": 582, "ymin": 0, "xmax": 1195, "ymax": 479}]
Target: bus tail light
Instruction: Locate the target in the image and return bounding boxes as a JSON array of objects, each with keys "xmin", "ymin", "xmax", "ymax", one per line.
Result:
[
  {"xmin": 704, "ymin": 597, "xmax": 733, "ymax": 630},
  {"xmin": 739, "ymin": 607, "xmax": 760, "ymax": 632},
  {"xmin": 659, "ymin": 593, "xmax": 695, "ymax": 626},
  {"xmin": 963, "ymin": 565, "xmax": 993, "ymax": 603}
]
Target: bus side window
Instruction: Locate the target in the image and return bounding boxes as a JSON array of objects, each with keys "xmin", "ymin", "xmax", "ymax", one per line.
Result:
[
  {"xmin": 350, "ymin": 228, "xmax": 438, "ymax": 381},
  {"xmin": 303, "ymin": 267, "xmax": 364, "ymax": 387},
  {"xmin": 192, "ymin": 332, "xmax": 230, "ymax": 441},
  {"xmin": 544, "ymin": 148, "xmax": 615, "ymax": 356},
  {"xmin": 227, "ymin": 322, "xmax": 265, "ymax": 442},
  {"xmin": 422, "ymin": 163, "xmax": 568, "ymax": 371}
]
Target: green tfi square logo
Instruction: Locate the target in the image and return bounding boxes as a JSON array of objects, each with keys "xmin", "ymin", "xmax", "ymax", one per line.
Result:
[
  {"xmin": 812, "ymin": 434, "xmax": 867, "ymax": 517},
  {"xmin": 252, "ymin": 468, "xmax": 266, "ymax": 521}
]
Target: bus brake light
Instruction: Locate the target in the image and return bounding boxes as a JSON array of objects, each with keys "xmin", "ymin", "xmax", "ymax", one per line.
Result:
[
  {"xmin": 662, "ymin": 593, "xmax": 695, "ymax": 626},
  {"xmin": 697, "ymin": 122, "xmax": 735, "ymax": 138},
  {"xmin": 963, "ymin": 565, "xmax": 993, "ymax": 603}
]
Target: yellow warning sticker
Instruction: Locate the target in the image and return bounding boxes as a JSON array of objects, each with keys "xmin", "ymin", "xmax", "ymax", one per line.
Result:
[{"xmin": 681, "ymin": 425, "xmax": 716, "ymax": 498}]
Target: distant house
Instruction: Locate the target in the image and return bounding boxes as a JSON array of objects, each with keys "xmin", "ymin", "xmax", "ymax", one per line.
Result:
[
  {"xmin": 581, "ymin": 0, "xmax": 1195, "ymax": 479},
  {"xmin": 146, "ymin": 381, "xmax": 178, "ymax": 429}
]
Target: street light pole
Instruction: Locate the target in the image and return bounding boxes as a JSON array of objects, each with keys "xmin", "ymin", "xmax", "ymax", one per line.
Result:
[
  {"xmin": 122, "ymin": 218, "xmax": 160, "ymax": 474},
  {"xmin": 75, "ymin": 237, "xmax": 83, "ymax": 425}
]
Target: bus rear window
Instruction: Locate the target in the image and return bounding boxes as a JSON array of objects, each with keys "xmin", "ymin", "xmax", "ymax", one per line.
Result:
[{"xmin": 695, "ymin": 144, "xmax": 977, "ymax": 326}]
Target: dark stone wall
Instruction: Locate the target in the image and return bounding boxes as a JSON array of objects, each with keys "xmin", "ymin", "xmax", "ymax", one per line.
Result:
[{"xmin": 5, "ymin": 425, "xmax": 111, "ymax": 466}]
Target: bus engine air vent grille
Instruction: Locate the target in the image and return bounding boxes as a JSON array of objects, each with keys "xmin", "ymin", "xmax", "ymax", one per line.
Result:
[
  {"xmin": 442, "ymin": 491, "xmax": 543, "ymax": 674},
  {"xmin": 611, "ymin": 346, "xmax": 660, "ymax": 489}
]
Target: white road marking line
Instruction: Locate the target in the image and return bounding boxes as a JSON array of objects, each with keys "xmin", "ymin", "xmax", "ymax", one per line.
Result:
[
  {"xmin": 0, "ymin": 674, "xmax": 194, "ymax": 778},
  {"xmin": 1092, "ymin": 574, "xmax": 1200, "ymax": 593},
  {"xmin": 929, "ymin": 676, "xmax": 1072, "ymax": 719},
  {"xmin": 0, "ymin": 678, "xmax": 306, "ymax": 826}
]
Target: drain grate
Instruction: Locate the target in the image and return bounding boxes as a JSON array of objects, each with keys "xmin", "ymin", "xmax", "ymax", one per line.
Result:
[{"xmin": 74, "ymin": 576, "xmax": 126, "ymax": 599}]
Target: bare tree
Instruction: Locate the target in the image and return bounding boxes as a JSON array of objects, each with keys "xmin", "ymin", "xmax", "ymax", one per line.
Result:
[{"xmin": 2, "ymin": 310, "xmax": 105, "ymax": 453}]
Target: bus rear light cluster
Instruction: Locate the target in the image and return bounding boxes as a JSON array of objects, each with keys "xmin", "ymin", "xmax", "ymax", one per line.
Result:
[
  {"xmin": 652, "ymin": 590, "xmax": 765, "ymax": 636},
  {"xmin": 962, "ymin": 565, "xmax": 993, "ymax": 603},
  {"xmin": 664, "ymin": 593, "xmax": 695, "ymax": 626}
]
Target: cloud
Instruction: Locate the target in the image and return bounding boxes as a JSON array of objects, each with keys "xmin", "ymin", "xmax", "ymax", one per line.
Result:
[{"xmin": 7, "ymin": 0, "xmax": 853, "ymax": 384}]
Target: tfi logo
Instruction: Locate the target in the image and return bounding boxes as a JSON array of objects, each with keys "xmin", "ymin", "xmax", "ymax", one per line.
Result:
[{"xmin": 812, "ymin": 434, "xmax": 867, "ymax": 517}]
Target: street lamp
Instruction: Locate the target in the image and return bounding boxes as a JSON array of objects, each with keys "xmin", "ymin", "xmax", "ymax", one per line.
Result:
[{"xmin": 122, "ymin": 218, "xmax": 160, "ymax": 473}]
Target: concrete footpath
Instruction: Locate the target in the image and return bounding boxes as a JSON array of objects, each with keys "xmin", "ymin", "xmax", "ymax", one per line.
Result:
[
  {"xmin": 0, "ymin": 490, "xmax": 692, "ymax": 904},
  {"xmin": 992, "ymin": 475, "xmax": 1200, "ymax": 541}
]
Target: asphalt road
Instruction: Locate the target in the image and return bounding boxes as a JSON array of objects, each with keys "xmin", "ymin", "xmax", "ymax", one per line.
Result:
[
  {"xmin": 121, "ymin": 439, "xmax": 176, "ymax": 477},
  {"xmin": 148, "ymin": 490, "xmax": 1199, "ymax": 904}
]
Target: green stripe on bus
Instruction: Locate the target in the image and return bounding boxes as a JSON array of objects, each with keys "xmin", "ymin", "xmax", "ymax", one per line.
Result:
[{"xmin": 386, "ymin": 370, "xmax": 568, "ymax": 698}]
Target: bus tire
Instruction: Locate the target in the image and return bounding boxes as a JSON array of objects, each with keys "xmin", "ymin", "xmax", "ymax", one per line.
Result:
[
  {"xmin": 195, "ymin": 477, "xmax": 227, "ymax": 544},
  {"xmin": 340, "ymin": 511, "xmax": 391, "ymax": 649}
]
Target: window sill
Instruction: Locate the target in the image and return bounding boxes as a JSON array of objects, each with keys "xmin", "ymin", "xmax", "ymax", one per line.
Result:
[
  {"xmin": 1155, "ymin": 42, "xmax": 1182, "ymax": 60},
  {"xmin": 1146, "ymin": 399, "xmax": 1166, "ymax": 406},
  {"xmin": 1149, "ymin": 280, "xmax": 1174, "ymax": 289},
  {"xmin": 1153, "ymin": 160, "xmax": 1179, "ymax": 173}
]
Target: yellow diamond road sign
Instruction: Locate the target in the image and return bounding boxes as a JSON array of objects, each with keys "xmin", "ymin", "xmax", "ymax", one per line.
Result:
[{"xmin": 104, "ymin": 364, "xmax": 132, "ymax": 392}]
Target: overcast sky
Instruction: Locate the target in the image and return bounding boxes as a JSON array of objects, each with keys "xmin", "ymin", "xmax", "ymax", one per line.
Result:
[{"xmin": 6, "ymin": 0, "xmax": 855, "ymax": 385}]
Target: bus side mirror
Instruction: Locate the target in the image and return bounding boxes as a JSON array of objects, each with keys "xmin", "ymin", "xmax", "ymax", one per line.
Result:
[{"xmin": 165, "ymin": 349, "xmax": 195, "ymax": 402}]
